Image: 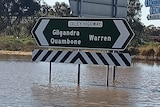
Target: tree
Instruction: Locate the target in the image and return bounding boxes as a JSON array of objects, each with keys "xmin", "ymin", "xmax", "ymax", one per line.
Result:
[
  {"xmin": 39, "ymin": 1, "xmax": 71, "ymax": 17},
  {"xmin": 53, "ymin": 2, "xmax": 71, "ymax": 17},
  {"xmin": 127, "ymin": 0, "xmax": 145, "ymax": 47},
  {"xmin": 0, "ymin": 0, "xmax": 41, "ymax": 30},
  {"xmin": 40, "ymin": 1, "xmax": 52, "ymax": 16},
  {"xmin": 144, "ymin": 25, "xmax": 160, "ymax": 40}
]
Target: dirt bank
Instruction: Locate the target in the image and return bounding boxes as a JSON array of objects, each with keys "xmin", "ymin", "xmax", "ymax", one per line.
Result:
[
  {"xmin": 0, "ymin": 50, "xmax": 32, "ymax": 56},
  {"xmin": 132, "ymin": 55, "xmax": 160, "ymax": 61}
]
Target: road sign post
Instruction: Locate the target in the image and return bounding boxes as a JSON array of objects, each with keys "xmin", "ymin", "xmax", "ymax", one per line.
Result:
[{"xmin": 31, "ymin": 17, "xmax": 134, "ymax": 51}]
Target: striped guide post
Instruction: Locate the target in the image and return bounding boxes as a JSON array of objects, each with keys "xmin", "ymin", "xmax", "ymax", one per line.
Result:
[{"xmin": 32, "ymin": 49, "xmax": 131, "ymax": 66}]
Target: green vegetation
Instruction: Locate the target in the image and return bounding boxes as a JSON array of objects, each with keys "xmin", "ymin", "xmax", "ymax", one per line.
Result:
[{"xmin": 0, "ymin": 36, "xmax": 37, "ymax": 51}]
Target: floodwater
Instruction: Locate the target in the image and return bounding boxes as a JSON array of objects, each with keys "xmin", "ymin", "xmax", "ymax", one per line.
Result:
[{"xmin": 0, "ymin": 56, "xmax": 160, "ymax": 107}]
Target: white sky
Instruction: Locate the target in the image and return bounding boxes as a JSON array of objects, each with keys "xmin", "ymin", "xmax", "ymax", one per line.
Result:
[{"xmin": 44, "ymin": 0, "xmax": 160, "ymax": 27}]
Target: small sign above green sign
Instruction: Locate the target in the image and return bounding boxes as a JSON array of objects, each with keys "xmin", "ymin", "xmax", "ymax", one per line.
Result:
[{"xmin": 31, "ymin": 17, "xmax": 134, "ymax": 51}]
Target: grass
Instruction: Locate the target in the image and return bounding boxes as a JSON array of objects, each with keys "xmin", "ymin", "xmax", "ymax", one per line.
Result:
[{"xmin": 0, "ymin": 36, "xmax": 37, "ymax": 51}]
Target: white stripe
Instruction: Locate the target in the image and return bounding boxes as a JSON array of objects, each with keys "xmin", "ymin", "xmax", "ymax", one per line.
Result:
[
  {"xmin": 101, "ymin": 53, "xmax": 115, "ymax": 66},
  {"xmin": 124, "ymin": 53, "xmax": 131, "ymax": 64},
  {"xmin": 35, "ymin": 19, "xmax": 49, "ymax": 46},
  {"xmin": 45, "ymin": 50, "xmax": 58, "ymax": 62},
  {"xmin": 75, "ymin": 59, "xmax": 83, "ymax": 64},
  {"xmin": 54, "ymin": 51, "xmax": 68, "ymax": 63},
  {"xmin": 32, "ymin": 49, "xmax": 39, "ymax": 59},
  {"xmin": 112, "ymin": 20, "xmax": 129, "ymax": 49},
  {"xmin": 36, "ymin": 50, "xmax": 48, "ymax": 61},
  {"xmin": 113, "ymin": 53, "xmax": 126, "ymax": 66},
  {"xmin": 90, "ymin": 52, "xmax": 104, "ymax": 65},
  {"xmin": 80, "ymin": 52, "xmax": 93, "ymax": 64},
  {"xmin": 64, "ymin": 51, "xmax": 78, "ymax": 63}
]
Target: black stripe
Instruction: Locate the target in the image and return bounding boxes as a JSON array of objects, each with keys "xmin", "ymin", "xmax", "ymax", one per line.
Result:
[
  {"xmin": 108, "ymin": 53, "xmax": 120, "ymax": 66},
  {"xmin": 71, "ymin": 53, "xmax": 87, "ymax": 64},
  {"xmin": 32, "ymin": 50, "xmax": 43, "ymax": 61},
  {"xmin": 34, "ymin": 36, "xmax": 41, "ymax": 46},
  {"xmin": 86, "ymin": 52, "xmax": 98, "ymax": 64},
  {"xmin": 119, "ymin": 54, "xmax": 130, "ymax": 66},
  {"xmin": 96, "ymin": 53, "xmax": 109, "ymax": 65},
  {"xmin": 41, "ymin": 51, "xmax": 52, "ymax": 61},
  {"xmin": 50, "ymin": 51, "xmax": 62, "ymax": 62},
  {"xmin": 60, "ymin": 51, "xmax": 72, "ymax": 62}
]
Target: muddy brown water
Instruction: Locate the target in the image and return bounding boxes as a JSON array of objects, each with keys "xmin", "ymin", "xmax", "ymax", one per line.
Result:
[{"xmin": 0, "ymin": 56, "xmax": 160, "ymax": 107}]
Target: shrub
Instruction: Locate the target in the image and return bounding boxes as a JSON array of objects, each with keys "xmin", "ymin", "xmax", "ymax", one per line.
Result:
[
  {"xmin": 128, "ymin": 47, "xmax": 139, "ymax": 55},
  {"xmin": 0, "ymin": 36, "xmax": 37, "ymax": 51},
  {"xmin": 3, "ymin": 39, "xmax": 23, "ymax": 51},
  {"xmin": 155, "ymin": 47, "xmax": 160, "ymax": 57},
  {"xmin": 141, "ymin": 49, "xmax": 155, "ymax": 56}
]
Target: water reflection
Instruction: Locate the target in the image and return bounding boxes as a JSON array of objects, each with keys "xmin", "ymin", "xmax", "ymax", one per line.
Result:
[{"xmin": 32, "ymin": 84, "xmax": 131, "ymax": 107}]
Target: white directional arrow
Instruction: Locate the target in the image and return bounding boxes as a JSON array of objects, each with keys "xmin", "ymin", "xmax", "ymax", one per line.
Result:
[
  {"xmin": 112, "ymin": 20, "xmax": 130, "ymax": 49},
  {"xmin": 32, "ymin": 19, "xmax": 49, "ymax": 46}
]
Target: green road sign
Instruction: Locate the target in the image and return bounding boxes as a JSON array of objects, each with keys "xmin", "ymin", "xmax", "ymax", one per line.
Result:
[{"xmin": 31, "ymin": 17, "xmax": 134, "ymax": 50}]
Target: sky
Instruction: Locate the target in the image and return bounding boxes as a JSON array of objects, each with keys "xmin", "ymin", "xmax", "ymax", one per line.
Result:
[{"xmin": 44, "ymin": 0, "xmax": 160, "ymax": 27}]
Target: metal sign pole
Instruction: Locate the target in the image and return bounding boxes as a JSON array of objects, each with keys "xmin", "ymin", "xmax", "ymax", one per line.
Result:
[
  {"xmin": 77, "ymin": 0, "xmax": 82, "ymax": 86},
  {"xmin": 77, "ymin": 48, "xmax": 81, "ymax": 85},
  {"xmin": 106, "ymin": 65, "xmax": 109, "ymax": 87},
  {"xmin": 113, "ymin": 66, "xmax": 116, "ymax": 82},
  {"xmin": 112, "ymin": 0, "xmax": 117, "ymax": 17},
  {"xmin": 78, "ymin": 0, "xmax": 82, "ymax": 17},
  {"xmin": 49, "ymin": 62, "xmax": 52, "ymax": 83},
  {"xmin": 78, "ymin": 63, "xmax": 81, "ymax": 85},
  {"xmin": 112, "ymin": 0, "xmax": 117, "ymax": 83},
  {"xmin": 113, "ymin": 51, "xmax": 116, "ymax": 82}
]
